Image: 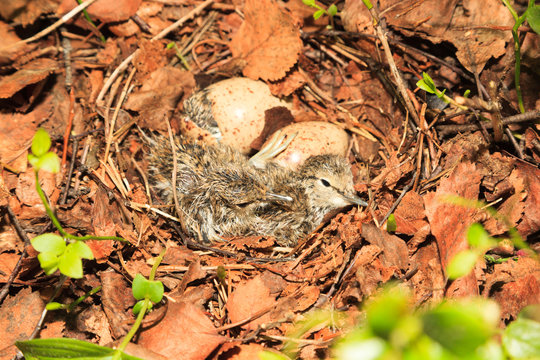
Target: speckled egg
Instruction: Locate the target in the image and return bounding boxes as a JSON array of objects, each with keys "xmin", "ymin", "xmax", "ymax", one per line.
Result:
[
  {"xmin": 181, "ymin": 77, "xmax": 290, "ymax": 154},
  {"xmin": 267, "ymin": 121, "xmax": 351, "ymax": 169}
]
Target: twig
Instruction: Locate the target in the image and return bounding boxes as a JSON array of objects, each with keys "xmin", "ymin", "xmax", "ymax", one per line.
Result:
[
  {"xmin": 362, "ymin": 1, "xmax": 421, "ymax": 127},
  {"xmin": 0, "ymin": 0, "xmax": 99, "ymax": 51},
  {"xmin": 102, "ymin": 67, "xmax": 137, "ymax": 164},
  {"xmin": 62, "ymin": 89, "xmax": 76, "ymax": 168},
  {"xmin": 436, "ymin": 110, "xmax": 540, "ymax": 137},
  {"xmin": 60, "ymin": 137, "xmax": 79, "ymax": 205}
]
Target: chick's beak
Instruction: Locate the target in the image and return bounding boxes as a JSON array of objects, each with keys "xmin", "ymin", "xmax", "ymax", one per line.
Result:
[{"xmin": 343, "ymin": 193, "xmax": 368, "ymax": 207}]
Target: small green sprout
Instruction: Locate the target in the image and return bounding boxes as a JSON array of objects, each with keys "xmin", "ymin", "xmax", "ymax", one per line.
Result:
[
  {"xmin": 501, "ymin": 0, "xmax": 540, "ymax": 113},
  {"xmin": 416, "ymin": 72, "xmax": 468, "ymax": 110},
  {"xmin": 132, "ymin": 273, "xmax": 164, "ymax": 315},
  {"xmin": 27, "ymin": 129, "xmax": 125, "ymax": 279},
  {"xmin": 302, "ymin": 0, "xmax": 338, "ymax": 29}
]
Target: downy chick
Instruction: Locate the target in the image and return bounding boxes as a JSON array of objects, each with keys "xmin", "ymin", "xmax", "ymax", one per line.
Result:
[
  {"xmin": 248, "ymin": 154, "xmax": 367, "ymax": 246},
  {"xmin": 143, "ymin": 131, "xmax": 290, "ymax": 243}
]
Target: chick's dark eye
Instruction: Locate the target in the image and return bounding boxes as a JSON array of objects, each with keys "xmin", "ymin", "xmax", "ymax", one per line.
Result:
[{"xmin": 320, "ymin": 179, "xmax": 331, "ymax": 187}]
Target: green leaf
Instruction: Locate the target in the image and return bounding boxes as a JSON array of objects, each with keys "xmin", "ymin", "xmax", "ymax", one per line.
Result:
[
  {"xmin": 37, "ymin": 252, "xmax": 59, "ymax": 275},
  {"xmin": 502, "ymin": 317, "xmax": 540, "ymax": 358},
  {"xmin": 446, "ymin": 249, "xmax": 478, "ymax": 279},
  {"xmin": 38, "ymin": 152, "xmax": 60, "ymax": 174},
  {"xmin": 32, "ymin": 233, "xmax": 66, "ymax": 255},
  {"xmin": 467, "ymin": 223, "xmax": 496, "ymax": 250},
  {"xmin": 70, "ymin": 241, "xmax": 94, "ymax": 260},
  {"xmin": 28, "ymin": 154, "xmax": 40, "ymax": 169},
  {"xmin": 327, "ymin": 4, "xmax": 338, "ymax": 16},
  {"xmin": 16, "ymin": 338, "xmax": 144, "ymax": 360},
  {"xmin": 416, "ymin": 72, "xmax": 437, "ymax": 94},
  {"xmin": 132, "ymin": 300, "xmax": 145, "ymax": 315},
  {"xmin": 525, "ymin": 5, "xmax": 540, "ymax": 35},
  {"xmin": 132, "ymin": 274, "xmax": 163, "ymax": 303},
  {"xmin": 166, "ymin": 42, "xmax": 175, "ymax": 49},
  {"xmin": 58, "ymin": 250, "xmax": 83, "ymax": 279},
  {"xmin": 302, "ymin": 0, "xmax": 316, "ymax": 7},
  {"xmin": 335, "ymin": 337, "xmax": 388, "ymax": 360},
  {"xmin": 132, "ymin": 273, "xmax": 147, "ymax": 300},
  {"xmin": 463, "ymin": 89, "xmax": 471, "ymax": 98},
  {"xmin": 422, "ymin": 299, "xmax": 498, "ymax": 356},
  {"xmin": 386, "ymin": 213, "xmax": 397, "ymax": 233},
  {"xmin": 146, "ymin": 280, "xmax": 164, "ymax": 303},
  {"xmin": 366, "ymin": 286, "xmax": 410, "ymax": 339},
  {"xmin": 31, "ymin": 128, "xmax": 51, "ymax": 157},
  {"xmin": 313, "ymin": 9, "xmax": 325, "ymax": 20}
]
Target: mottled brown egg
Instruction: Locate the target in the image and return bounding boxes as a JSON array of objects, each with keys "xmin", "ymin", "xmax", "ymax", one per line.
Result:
[
  {"xmin": 266, "ymin": 121, "xmax": 350, "ymax": 169},
  {"xmin": 181, "ymin": 77, "xmax": 290, "ymax": 154}
]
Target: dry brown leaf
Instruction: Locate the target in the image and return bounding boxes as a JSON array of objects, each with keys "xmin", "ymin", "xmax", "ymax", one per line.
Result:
[
  {"xmin": 125, "ymin": 66, "xmax": 195, "ymax": 132},
  {"xmin": 485, "ymin": 257, "xmax": 540, "ymax": 321},
  {"xmin": 514, "ymin": 162, "xmax": 540, "ymax": 237},
  {"xmin": 138, "ymin": 301, "xmax": 225, "ymax": 360},
  {"xmin": 0, "ymin": 58, "xmax": 57, "ymax": 99},
  {"xmin": 394, "ymin": 191, "xmax": 429, "ymax": 235},
  {"xmin": 227, "ymin": 274, "xmax": 279, "ymax": 331},
  {"xmin": 57, "ymin": 0, "xmax": 142, "ymax": 23},
  {"xmin": 362, "ymin": 223, "xmax": 408, "ymax": 271},
  {"xmin": 229, "ymin": 0, "xmax": 302, "ymax": 81},
  {"xmin": 0, "ymin": 288, "xmax": 44, "ymax": 359},
  {"xmin": 378, "ymin": 0, "xmax": 512, "ymax": 73},
  {"xmin": 424, "ymin": 162, "xmax": 482, "ymax": 269},
  {"xmin": 0, "ymin": 0, "xmax": 58, "ymax": 25}
]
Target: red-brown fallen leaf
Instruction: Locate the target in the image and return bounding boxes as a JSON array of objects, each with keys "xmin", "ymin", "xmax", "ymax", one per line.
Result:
[
  {"xmin": 446, "ymin": 272, "xmax": 479, "ymax": 298},
  {"xmin": 90, "ymin": 188, "xmax": 122, "ymax": 261},
  {"xmin": 361, "ymin": 223, "xmax": 408, "ymax": 271},
  {"xmin": 125, "ymin": 66, "xmax": 195, "ymax": 132},
  {"xmin": 0, "ymin": 252, "xmax": 20, "ymax": 283},
  {"xmin": 0, "ymin": 0, "xmax": 58, "ymax": 26},
  {"xmin": 57, "ymin": 0, "xmax": 142, "ymax": 23},
  {"xmin": 514, "ymin": 162, "xmax": 540, "ymax": 237},
  {"xmin": 424, "ymin": 162, "xmax": 482, "ymax": 269},
  {"xmin": 73, "ymin": 305, "xmax": 113, "ymax": 345},
  {"xmin": 293, "ymin": 285, "xmax": 319, "ymax": 312},
  {"xmin": 393, "ymin": 191, "xmax": 429, "ymax": 235},
  {"xmin": 177, "ymin": 259, "xmax": 206, "ymax": 294},
  {"xmin": 371, "ymin": 0, "xmax": 512, "ymax": 73},
  {"xmin": 267, "ymin": 69, "xmax": 306, "ymax": 97},
  {"xmin": 485, "ymin": 257, "xmax": 540, "ymax": 322},
  {"xmin": 0, "ymin": 22, "xmax": 33, "ymax": 65},
  {"xmin": 139, "ymin": 301, "xmax": 225, "ymax": 360},
  {"xmin": 229, "ymin": 0, "xmax": 302, "ymax": 81},
  {"xmin": 0, "ymin": 58, "xmax": 57, "ymax": 99},
  {"xmin": 354, "ymin": 245, "xmax": 399, "ymax": 298},
  {"xmin": 409, "ymin": 240, "xmax": 446, "ymax": 304},
  {"xmin": 0, "ymin": 288, "xmax": 44, "ymax": 359},
  {"xmin": 483, "ymin": 167, "xmax": 525, "ymax": 236},
  {"xmin": 227, "ymin": 274, "xmax": 279, "ymax": 331},
  {"xmin": 40, "ymin": 320, "xmax": 65, "ymax": 340},
  {"xmin": 15, "ymin": 168, "xmax": 57, "ymax": 208},
  {"xmin": 424, "ymin": 161, "xmax": 483, "ymax": 297},
  {"xmin": 132, "ymin": 40, "xmax": 171, "ymax": 83},
  {"xmin": 100, "ymin": 271, "xmax": 135, "ymax": 339}
]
